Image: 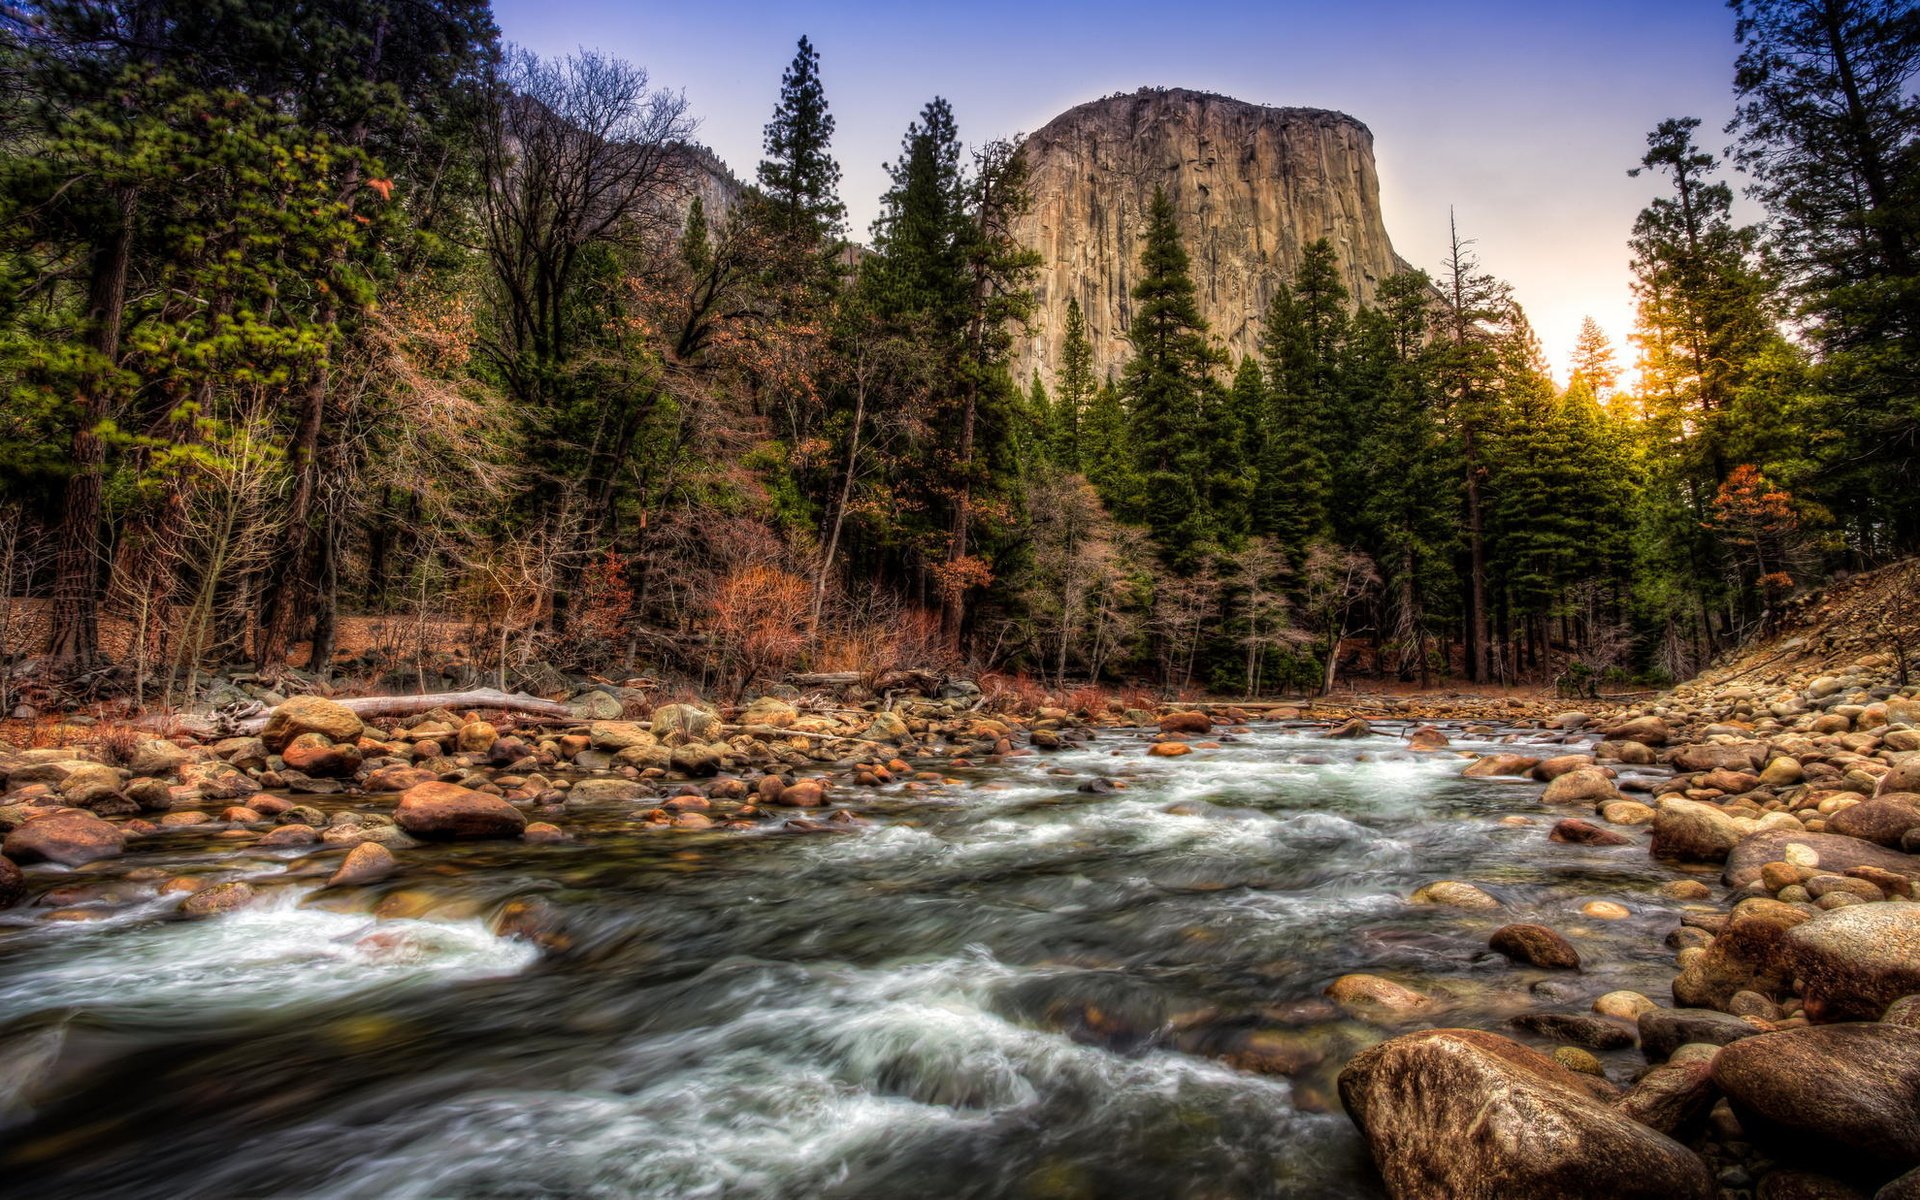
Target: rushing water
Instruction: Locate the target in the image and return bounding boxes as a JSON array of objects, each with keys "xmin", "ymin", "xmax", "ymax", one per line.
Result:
[{"xmin": 0, "ymin": 721, "xmax": 1693, "ymax": 1199}]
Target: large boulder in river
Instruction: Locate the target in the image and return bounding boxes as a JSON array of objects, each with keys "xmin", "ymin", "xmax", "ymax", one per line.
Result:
[
  {"xmin": 1880, "ymin": 758, "xmax": 1920, "ymax": 796},
  {"xmin": 1338, "ymin": 1028, "xmax": 1712, "ymax": 1200},
  {"xmin": 649, "ymin": 703, "xmax": 720, "ymax": 744},
  {"xmin": 1464, "ymin": 753, "xmax": 1540, "ymax": 778},
  {"xmin": 260, "ymin": 695, "xmax": 363, "ymax": 752},
  {"xmin": 280, "ymin": 732, "xmax": 362, "ymax": 779},
  {"xmin": 1723, "ymin": 830, "xmax": 1920, "ymax": 888},
  {"xmin": 2, "ymin": 810, "xmax": 124, "ymax": 866},
  {"xmin": 393, "ymin": 782, "xmax": 527, "ymax": 840},
  {"xmin": 1782, "ymin": 902, "xmax": 1920, "ymax": 1022},
  {"xmin": 1544, "ymin": 768, "xmax": 1622, "ymax": 806},
  {"xmin": 1712, "ymin": 1024, "xmax": 1920, "ymax": 1173}
]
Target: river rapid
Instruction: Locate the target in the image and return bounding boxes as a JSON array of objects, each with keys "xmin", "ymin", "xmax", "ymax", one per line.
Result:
[{"xmin": 0, "ymin": 720, "xmax": 1690, "ymax": 1199}]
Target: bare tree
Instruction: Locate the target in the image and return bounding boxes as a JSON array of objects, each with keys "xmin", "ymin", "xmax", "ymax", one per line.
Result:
[
  {"xmin": 1300, "ymin": 543, "xmax": 1380, "ymax": 695},
  {"xmin": 1225, "ymin": 536, "xmax": 1295, "ymax": 697}
]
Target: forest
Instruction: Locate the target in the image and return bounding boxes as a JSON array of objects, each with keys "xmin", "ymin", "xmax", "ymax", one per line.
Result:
[{"xmin": 0, "ymin": 0, "xmax": 1913, "ymax": 711}]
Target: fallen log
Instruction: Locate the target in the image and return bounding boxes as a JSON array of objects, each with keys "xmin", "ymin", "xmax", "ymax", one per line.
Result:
[{"xmin": 164, "ymin": 688, "xmax": 578, "ymax": 739}]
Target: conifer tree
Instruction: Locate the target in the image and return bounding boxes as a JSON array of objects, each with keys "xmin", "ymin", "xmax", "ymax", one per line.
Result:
[
  {"xmin": 1052, "ymin": 296, "xmax": 1095, "ymax": 469},
  {"xmin": 758, "ymin": 35, "xmax": 845, "ymax": 247},
  {"xmin": 1121, "ymin": 187, "xmax": 1222, "ymax": 568},
  {"xmin": 1257, "ymin": 238, "xmax": 1349, "ymax": 550}
]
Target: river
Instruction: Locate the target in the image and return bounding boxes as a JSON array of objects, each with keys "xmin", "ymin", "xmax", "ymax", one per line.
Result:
[{"xmin": 0, "ymin": 720, "xmax": 1687, "ymax": 1198}]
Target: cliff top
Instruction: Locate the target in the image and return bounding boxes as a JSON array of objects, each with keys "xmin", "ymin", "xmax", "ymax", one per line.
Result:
[{"xmin": 1032, "ymin": 86, "xmax": 1374, "ymax": 141}]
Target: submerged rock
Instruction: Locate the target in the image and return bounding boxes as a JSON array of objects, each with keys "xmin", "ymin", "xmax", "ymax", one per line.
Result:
[
  {"xmin": 1409, "ymin": 880, "xmax": 1501, "ymax": 909},
  {"xmin": 1490, "ymin": 923, "xmax": 1581, "ymax": 969},
  {"xmin": 1338, "ymin": 1028, "xmax": 1711, "ymax": 1200}
]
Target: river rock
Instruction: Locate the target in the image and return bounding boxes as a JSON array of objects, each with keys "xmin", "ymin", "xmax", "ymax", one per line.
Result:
[
  {"xmin": 1615, "ymin": 1058, "xmax": 1718, "ymax": 1137},
  {"xmin": 1544, "ymin": 768, "xmax": 1622, "ymax": 806},
  {"xmin": 1828, "ymin": 794, "xmax": 1920, "ymax": 848},
  {"xmin": 669, "ymin": 743, "xmax": 726, "ymax": 776},
  {"xmin": 1669, "ymin": 743, "xmax": 1767, "ymax": 773},
  {"xmin": 1610, "ymin": 716, "xmax": 1671, "ymax": 746},
  {"xmin": 1724, "ymin": 830, "xmax": 1920, "ymax": 888},
  {"xmin": 1511, "ymin": 1012, "xmax": 1635, "ymax": 1050},
  {"xmin": 1672, "ymin": 897, "xmax": 1810, "ymax": 1010},
  {"xmin": 260, "ymin": 696, "xmax": 363, "ymax": 752},
  {"xmin": 565, "ymin": 778, "xmax": 646, "ymax": 804},
  {"xmin": 1326, "ymin": 973, "xmax": 1432, "ymax": 1013},
  {"xmin": 1338, "ymin": 1028, "xmax": 1711, "ymax": 1200},
  {"xmin": 1534, "ymin": 754, "xmax": 1595, "ymax": 781},
  {"xmin": 1326, "ymin": 718, "xmax": 1373, "ymax": 739},
  {"xmin": 179, "ymin": 880, "xmax": 256, "ymax": 918},
  {"xmin": 1638, "ymin": 1008, "xmax": 1766, "ymax": 1061},
  {"xmin": 329, "ymin": 842, "xmax": 397, "ymax": 887},
  {"xmin": 1782, "ymin": 902, "xmax": 1920, "ymax": 1022},
  {"xmin": 1490, "ymin": 923, "xmax": 1581, "ymax": 969},
  {"xmin": 1410, "ymin": 880, "xmax": 1501, "ymax": 909},
  {"xmin": 1602, "ymin": 799, "xmax": 1657, "ymax": 825},
  {"xmin": 363, "ymin": 764, "xmax": 437, "ymax": 792},
  {"xmin": 2, "ymin": 810, "xmax": 124, "ymax": 866},
  {"xmin": 1551, "ymin": 818, "xmax": 1631, "ymax": 846},
  {"xmin": 587, "ymin": 721, "xmax": 655, "ymax": 752},
  {"xmin": 393, "ymin": 782, "xmax": 527, "ymax": 840},
  {"xmin": 1595, "ymin": 990, "xmax": 1658, "ymax": 1020},
  {"xmin": 1465, "ymin": 753, "xmax": 1541, "ymax": 778},
  {"xmin": 1712, "ymin": 1024, "xmax": 1920, "ymax": 1171},
  {"xmin": 0, "ymin": 854, "xmax": 23, "ymax": 907},
  {"xmin": 1652, "ymin": 798, "xmax": 1762, "ymax": 862},
  {"xmin": 1157, "ymin": 711, "xmax": 1212, "ymax": 734},
  {"xmin": 280, "ymin": 732, "xmax": 362, "ymax": 778},
  {"xmin": 650, "ymin": 702, "xmax": 720, "ymax": 743},
  {"xmin": 1880, "ymin": 759, "xmax": 1920, "ymax": 796},
  {"xmin": 125, "ymin": 738, "xmax": 192, "ymax": 778}
]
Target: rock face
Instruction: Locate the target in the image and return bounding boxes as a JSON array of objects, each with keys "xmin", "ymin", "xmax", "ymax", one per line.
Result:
[
  {"xmin": 1010, "ymin": 88, "xmax": 1405, "ymax": 388},
  {"xmin": 1338, "ymin": 1028, "xmax": 1712, "ymax": 1200}
]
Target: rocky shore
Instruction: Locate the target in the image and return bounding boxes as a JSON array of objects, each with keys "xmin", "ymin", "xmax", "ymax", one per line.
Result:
[
  {"xmin": 1336, "ymin": 656, "xmax": 1920, "ymax": 1200},
  {"xmin": 2, "ymin": 663, "xmax": 1918, "ymax": 1199}
]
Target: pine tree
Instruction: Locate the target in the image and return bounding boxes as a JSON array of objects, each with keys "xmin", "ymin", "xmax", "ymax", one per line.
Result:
[
  {"xmin": 758, "ymin": 35, "xmax": 845, "ymax": 247},
  {"xmin": 1052, "ymin": 295, "xmax": 1095, "ymax": 469},
  {"xmin": 1257, "ymin": 238, "xmax": 1349, "ymax": 550},
  {"xmin": 1121, "ymin": 187, "xmax": 1222, "ymax": 568},
  {"xmin": 1081, "ymin": 382, "xmax": 1136, "ymax": 505},
  {"xmin": 1568, "ymin": 316, "xmax": 1621, "ymax": 403}
]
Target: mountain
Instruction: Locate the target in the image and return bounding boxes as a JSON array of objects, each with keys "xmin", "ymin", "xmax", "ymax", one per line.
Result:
[{"xmin": 1009, "ymin": 87, "xmax": 1408, "ymax": 389}]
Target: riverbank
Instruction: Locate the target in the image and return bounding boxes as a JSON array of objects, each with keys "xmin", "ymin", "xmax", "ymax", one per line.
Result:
[{"xmin": 0, "ymin": 663, "xmax": 1915, "ymax": 1198}]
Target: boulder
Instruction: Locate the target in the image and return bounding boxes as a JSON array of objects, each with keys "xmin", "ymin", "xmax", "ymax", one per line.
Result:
[
  {"xmin": 1533, "ymin": 754, "xmax": 1596, "ymax": 781},
  {"xmin": 1881, "ymin": 1168, "xmax": 1920, "ymax": 1200},
  {"xmin": 363, "ymin": 764, "xmax": 437, "ymax": 793},
  {"xmin": 1637, "ymin": 1008, "xmax": 1766, "ymax": 1061},
  {"xmin": 1325, "ymin": 973, "xmax": 1433, "ymax": 1014},
  {"xmin": 2, "ymin": 810, "xmax": 124, "ymax": 866},
  {"xmin": 1326, "ymin": 717, "xmax": 1373, "ymax": 739},
  {"xmin": 1724, "ymin": 830, "xmax": 1920, "ymax": 888},
  {"xmin": 587, "ymin": 721, "xmax": 656, "ymax": 752},
  {"xmin": 669, "ymin": 743, "xmax": 727, "ymax": 776},
  {"xmin": 1464, "ymin": 753, "xmax": 1542, "ymax": 778},
  {"xmin": 1652, "ymin": 798, "xmax": 1755, "ymax": 863},
  {"xmin": 280, "ymin": 732, "xmax": 363, "ymax": 779},
  {"xmin": 393, "ymin": 782, "xmax": 527, "ymax": 841},
  {"xmin": 455, "ymin": 721, "xmax": 498, "ymax": 754},
  {"xmin": 1510, "ymin": 1012, "xmax": 1635, "ymax": 1050},
  {"xmin": 1671, "ymin": 897, "xmax": 1810, "ymax": 1010},
  {"xmin": 1544, "ymin": 768, "xmax": 1623, "ymax": 806},
  {"xmin": 650, "ymin": 703, "xmax": 720, "ymax": 743},
  {"xmin": 179, "ymin": 880, "xmax": 256, "ymax": 918},
  {"xmin": 1338, "ymin": 1028, "xmax": 1712, "ymax": 1200},
  {"xmin": 1609, "ymin": 716, "xmax": 1672, "ymax": 746},
  {"xmin": 1828, "ymin": 794, "xmax": 1920, "ymax": 848},
  {"xmin": 1614, "ymin": 1058, "xmax": 1717, "ymax": 1137},
  {"xmin": 1782, "ymin": 902, "xmax": 1920, "ymax": 1022},
  {"xmin": 0, "ymin": 854, "xmax": 24, "ymax": 907},
  {"xmin": 1712, "ymin": 1025, "xmax": 1920, "ymax": 1171},
  {"xmin": 124, "ymin": 738, "xmax": 192, "ymax": 778},
  {"xmin": 1880, "ymin": 758, "xmax": 1920, "ymax": 796},
  {"xmin": 565, "ymin": 778, "xmax": 646, "ymax": 804},
  {"xmin": 1490, "ymin": 923, "xmax": 1581, "ymax": 969},
  {"xmin": 865, "ymin": 711, "xmax": 912, "ymax": 743},
  {"xmin": 1157, "ymin": 711, "xmax": 1212, "ymax": 735},
  {"xmin": 1551, "ymin": 818, "xmax": 1631, "ymax": 846},
  {"xmin": 1668, "ymin": 743, "xmax": 1766, "ymax": 773},
  {"xmin": 570, "ymin": 689, "xmax": 624, "ymax": 720},
  {"xmin": 260, "ymin": 696, "xmax": 363, "ymax": 752},
  {"xmin": 328, "ymin": 842, "xmax": 397, "ymax": 887},
  {"xmin": 1410, "ymin": 880, "xmax": 1501, "ymax": 909}
]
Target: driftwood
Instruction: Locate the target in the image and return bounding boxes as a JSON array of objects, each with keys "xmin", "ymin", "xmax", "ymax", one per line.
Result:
[{"xmin": 165, "ymin": 687, "xmax": 577, "ymax": 739}]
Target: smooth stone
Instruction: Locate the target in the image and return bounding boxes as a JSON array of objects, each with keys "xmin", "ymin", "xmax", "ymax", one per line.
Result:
[
  {"xmin": 1409, "ymin": 880, "xmax": 1500, "ymax": 910},
  {"xmin": 393, "ymin": 782, "xmax": 527, "ymax": 841},
  {"xmin": 1490, "ymin": 923, "xmax": 1581, "ymax": 969},
  {"xmin": 1638, "ymin": 1008, "xmax": 1766, "ymax": 1061},
  {"xmin": 1782, "ymin": 903, "xmax": 1920, "ymax": 1022},
  {"xmin": 1713, "ymin": 1024, "xmax": 1920, "ymax": 1171}
]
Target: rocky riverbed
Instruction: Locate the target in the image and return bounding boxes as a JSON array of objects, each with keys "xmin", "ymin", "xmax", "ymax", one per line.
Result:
[{"xmin": 0, "ymin": 671, "xmax": 1916, "ymax": 1198}]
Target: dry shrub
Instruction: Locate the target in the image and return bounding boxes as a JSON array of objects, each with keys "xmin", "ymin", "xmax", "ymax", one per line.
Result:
[
  {"xmin": 1065, "ymin": 684, "xmax": 1116, "ymax": 717},
  {"xmin": 92, "ymin": 721, "xmax": 145, "ymax": 767},
  {"xmin": 979, "ymin": 671, "xmax": 1050, "ymax": 715},
  {"xmin": 1118, "ymin": 686, "xmax": 1158, "ymax": 713},
  {"xmin": 706, "ymin": 564, "xmax": 812, "ymax": 692}
]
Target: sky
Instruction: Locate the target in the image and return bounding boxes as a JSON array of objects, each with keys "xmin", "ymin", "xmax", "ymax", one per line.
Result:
[{"xmin": 492, "ymin": 0, "xmax": 1752, "ymax": 385}]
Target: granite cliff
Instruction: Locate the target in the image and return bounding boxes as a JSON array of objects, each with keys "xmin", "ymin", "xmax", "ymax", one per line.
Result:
[{"xmin": 1011, "ymin": 87, "xmax": 1408, "ymax": 389}]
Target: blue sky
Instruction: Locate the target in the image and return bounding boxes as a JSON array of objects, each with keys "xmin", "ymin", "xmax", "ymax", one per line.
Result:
[{"xmin": 493, "ymin": 0, "xmax": 1748, "ymax": 383}]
